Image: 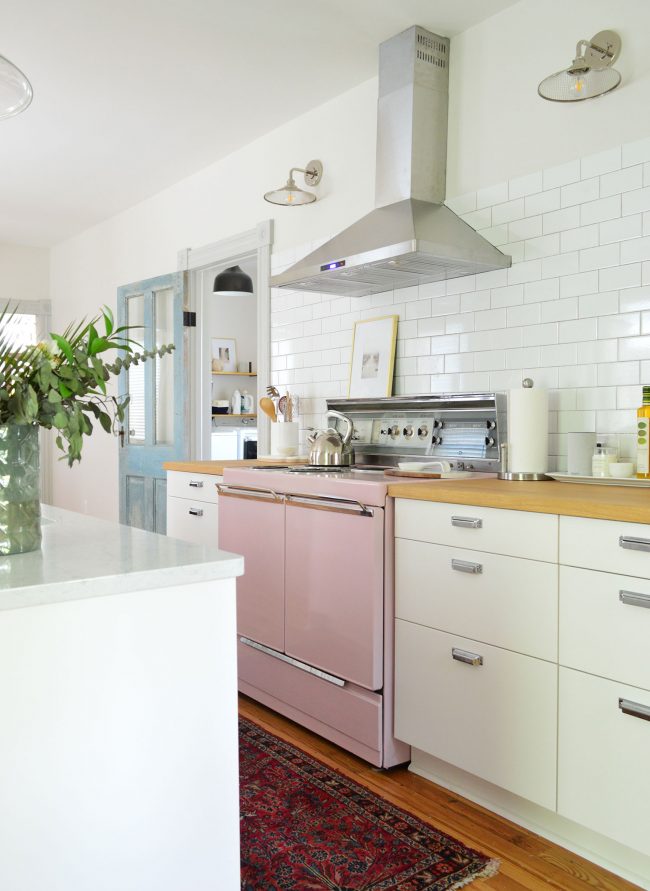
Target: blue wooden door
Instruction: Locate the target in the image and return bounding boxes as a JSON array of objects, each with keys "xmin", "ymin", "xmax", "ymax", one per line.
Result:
[{"xmin": 117, "ymin": 272, "xmax": 188, "ymax": 533}]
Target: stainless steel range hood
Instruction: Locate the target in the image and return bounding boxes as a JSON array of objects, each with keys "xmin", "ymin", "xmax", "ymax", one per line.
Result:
[{"xmin": 272, "ymin": 26, "xmax": 511, "ymax": 298}]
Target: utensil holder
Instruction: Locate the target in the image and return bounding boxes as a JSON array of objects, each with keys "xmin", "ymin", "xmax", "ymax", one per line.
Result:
[{"xmin": 271, "ymin": 421, "xmax": 299, "ymax": 457}]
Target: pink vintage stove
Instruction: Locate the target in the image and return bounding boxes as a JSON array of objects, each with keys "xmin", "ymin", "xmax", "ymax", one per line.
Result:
[{"xmin": 219, "ymin": 393, "xmax": 506, "ymax": 767}]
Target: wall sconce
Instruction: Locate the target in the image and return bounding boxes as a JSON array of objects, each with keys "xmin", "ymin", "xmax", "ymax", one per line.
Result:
[
  {"xmin": 0, "ymin": 52, "xmax": 33, "ymax": 120},
  {"xmin": 264, "ymin": 160, "xmax": 323, "ymax": 206},
  {"xmin": 538, "ymin": 30, "xmax": 621, "ymax": 102}
]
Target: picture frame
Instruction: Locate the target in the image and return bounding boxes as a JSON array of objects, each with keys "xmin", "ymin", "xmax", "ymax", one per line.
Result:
[
  {"xmin": 348, "ymin": 315, "xmax": 398, "ymax": 398},
  {"xmin": 211, "ymin": 338, "xmax": 238, "ymax": 373}
]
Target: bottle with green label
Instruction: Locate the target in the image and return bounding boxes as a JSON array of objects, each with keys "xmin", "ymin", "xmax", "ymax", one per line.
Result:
[{"xmin": 637, "ymin": 386, "xmax": 650, "ymax": 478}]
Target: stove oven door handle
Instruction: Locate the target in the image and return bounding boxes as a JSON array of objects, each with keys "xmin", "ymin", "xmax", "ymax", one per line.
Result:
[
  {"xmin": 285, "ymin": 493, "xmax": 374, "ymax": 517},
  {"xmin": 215, "ymin": 484, "xmax": 283, "ymax": 503}
]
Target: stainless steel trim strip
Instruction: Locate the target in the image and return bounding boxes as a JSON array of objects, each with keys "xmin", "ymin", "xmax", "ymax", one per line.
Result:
[
  {"xmin": 216, "ymin": 484, "xmax": 283, "ymax": 502},
  {"xmin": 188, "ymin": 480, "xmax": 204, "ymax": 488},
  {"xmin": 239, "ymin": 637, "xmax": 346, "ymax": 687},
  {"xmin": 451, "ymin": 516, "xmax": 483, "ymax": 529},
  {"xmin": 619, "ymin": 698, "xmax": 650, "ymax": 722},
  {"xmin": 285, "ymin": 493, "xmax": 374, "ymax": 517},
  {"xmin": 452, "ymin": 647, "xmax": 483, "ymax": 666},
  {"xmin": 619, "ymin": 590, "xmax": 650, "ymax": 609},
  {"xmin": 619, "ymin": 535, "xmax": 650, "ymax": 553},
  {"xmin": 451, "ymin": 558, "xmax": 483, "ymax": 574},
  {"xmin": 188, "ymin": 508, "xmax": 203, "ymax": 517}
]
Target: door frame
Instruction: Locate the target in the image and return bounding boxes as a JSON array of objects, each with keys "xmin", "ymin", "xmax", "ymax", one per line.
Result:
[{"xmin": 177, "ymin": 220, "xmax": 273, "ymax": 458}]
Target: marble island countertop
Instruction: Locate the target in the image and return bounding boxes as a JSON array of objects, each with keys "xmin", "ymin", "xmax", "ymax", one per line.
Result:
[{"xmin": 0, "ymin": 505, "xmax": 244, "ymax": 612}]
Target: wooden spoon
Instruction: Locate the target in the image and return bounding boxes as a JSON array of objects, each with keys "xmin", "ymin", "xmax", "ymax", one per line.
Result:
[{"xmin": 259, "ymin": 397, "xmax": 277, "ymax": 422}]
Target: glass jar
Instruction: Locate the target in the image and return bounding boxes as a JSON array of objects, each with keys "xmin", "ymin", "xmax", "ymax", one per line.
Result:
[{"xmin": 0, "ymin": 424, "xmax": 41, "ymax": 555}]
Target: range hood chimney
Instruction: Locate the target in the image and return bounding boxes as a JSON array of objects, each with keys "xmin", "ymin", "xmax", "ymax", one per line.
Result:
[{"xmin": 272, "ymin": 26, "xmax": 511, "ymax": 298}]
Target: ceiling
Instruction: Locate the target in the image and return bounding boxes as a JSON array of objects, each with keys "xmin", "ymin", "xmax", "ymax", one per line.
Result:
[{"xmin": 0, "ymin": 0, "xmax": 520, "ymax": 247}]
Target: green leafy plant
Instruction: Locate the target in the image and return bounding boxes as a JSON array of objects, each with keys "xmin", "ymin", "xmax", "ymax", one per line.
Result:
[{"xmin": 0, "ymin": 305, "xmax": 174, "ymax": 465}]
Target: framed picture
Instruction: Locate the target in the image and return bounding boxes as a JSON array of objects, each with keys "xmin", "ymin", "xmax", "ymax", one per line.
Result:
[
  {"xmin": 211, "ymin": 338, "xmax": 237, "ymax": 373},
  {"xmin": 348, "ymin": 315, "xmax": 398, "ymax": 398}
]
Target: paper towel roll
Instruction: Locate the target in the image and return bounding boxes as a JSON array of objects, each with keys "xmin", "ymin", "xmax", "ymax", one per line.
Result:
[{"xmin": 507, "ymin": 385, "xmax": 549, "ymax": 473}]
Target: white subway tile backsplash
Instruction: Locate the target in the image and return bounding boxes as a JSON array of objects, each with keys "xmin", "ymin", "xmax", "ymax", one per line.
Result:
[
  {"xmin": 599, "ymin": 263, "xmax": 641, "ymax": 291},
  {"xmin": 579, "ymin": 244, "xmax": 620, "ymax": 272},
  {"xmin": 601, "ymin": 166, "xmax": 644, "ymax": 198},
  {"xmin": 509, "ymin": 171, "xmax": 543, "ymax": 199},
  {"xmin": 492, "ymin": 198, "xmax": 525, "ymax": 225},
  {"xmin": 541, "ymin": 298, "xmax": 578, "ymax": 323},
  {"xmin": 271, "ymin": 143, "xmax": 650, "ymax": 465},
  {"xmin": 599, "ymin": 215, "xmax": 643, "ymax": 244},
  {"xmin": 598, "ymin": 313, "xmax": 640, "ymax": 340},
  {"xmin": 581, "ymin": 147, "xmax": 621, "ymax": 179},
  {"xmin": 543, "ymin": 159, "xmax": 580, "ymax": 190},
  {"xmin": 561, "ymin": 178, "xmax": 599, "ymax": 208},
  {"xmin": 581, "ymin": 195, "xmax": 621, "ymax": 226},
  {"xmin": 477, "ymin": 181, "xmax": 508, "ymax": 209},
  {"xmin": 618, "ymin": 336, "xmax": 650, "ymax": 361}
]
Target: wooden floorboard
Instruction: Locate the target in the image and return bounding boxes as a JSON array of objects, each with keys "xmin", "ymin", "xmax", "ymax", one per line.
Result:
[{"xmin": 239, "ymin": 696, "xmax": 639, "ymax": 891}]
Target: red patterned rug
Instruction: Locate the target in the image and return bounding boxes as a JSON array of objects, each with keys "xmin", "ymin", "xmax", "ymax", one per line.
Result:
[{"xmin": 239, "ymin": 718, "xmax": 499, "ymax": 890}]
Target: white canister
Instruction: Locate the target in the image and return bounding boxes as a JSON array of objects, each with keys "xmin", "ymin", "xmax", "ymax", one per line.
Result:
[{"xmin": 271, "ymin": 421, "xmax": 299, "ymax": 457}]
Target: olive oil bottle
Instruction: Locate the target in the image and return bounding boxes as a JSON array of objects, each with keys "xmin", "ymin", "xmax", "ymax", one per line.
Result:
[{"xmin": 637, "ymin": 386, "xmax": 650, "ymax": 478}]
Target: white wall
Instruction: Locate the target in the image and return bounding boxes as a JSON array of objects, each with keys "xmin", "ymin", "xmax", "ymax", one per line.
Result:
[
  {"xmin": 0, "ymin": 243, "xmax": 49, "ymax": 304},
  {"xmin": 49, "ymin": 0, "xmax": 650, "ymax": 520}
]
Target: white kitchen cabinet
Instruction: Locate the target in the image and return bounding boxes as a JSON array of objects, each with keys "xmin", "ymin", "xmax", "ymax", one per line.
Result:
[
  {"xmin": 395, "ymin": 619, "xmax": 558, "ymax": 810},
  {"xmin": 560, "ymin": 515, "xmax": 650, "ymax": 578},
  {"xmin": 558, "ymin": 667, "xmax": 650, "ymax": 857},
  {"xmin": 396, "ymin": 537, "xmax": 558, "ymax": 661},
  {"xmin": 395, "ymin": 499, "xmax": 558, "ymax": 562},
  {"xmin": 167, "ymin": 471, "xmax": 221, "ymax": 546}
]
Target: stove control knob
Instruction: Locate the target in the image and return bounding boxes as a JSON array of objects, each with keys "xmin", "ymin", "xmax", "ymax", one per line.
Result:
[
  {"xmin": 403, "ymin": 425, "xmax": 414, "ymax": 439},
  {"xmin": 380, "ymin": 428, "xmax": 387, "ymax": 436},
  {"xmin": 432, "ymin": 435, "xmax": 443, "ymax": 446},
  {"xmin": 433, "ymin": 419, "xmax": 444, "ymax": 429},
  {"xmin": 485, "ymin": 436, "xmax": 495, "ymax": 447},
  {"xmin": 486, "ymin": 419, "xmax": 496, "ymax": 430},
  {"xmin": 417, "ymin": 426, "xmax": 429, "ymax": 439},
  {"xmin": 389, "ymin": 425, "xmax": 400, "ymax": 439}
]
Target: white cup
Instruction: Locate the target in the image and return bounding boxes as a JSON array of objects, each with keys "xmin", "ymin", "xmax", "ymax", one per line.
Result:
[
  {"xmin": 271, "ymin": 421, "xmax": 299, "ymax": 457},
  {"xmin": 609, "ymin": 462, "xmax": 634, "ymax": 478},
  {"xmin": 567, "ymin": 432, "xmax": 596, "ymax": 476}
]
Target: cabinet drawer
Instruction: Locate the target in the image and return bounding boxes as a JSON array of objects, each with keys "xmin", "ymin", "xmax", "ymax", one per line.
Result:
[
  {"xmin": 395, "ymin": 499, "xmax": 557, "ymax": 562},
  {"xmin": 560, "ymin": 515, "xmax": 650, "ymax": 579},
  {"xmin": 395, "ymin": 619, "xmax": 557, "ymax": 810},
  {"xmin": 558, "ymin": 667, "xmax": 650, "ymax": 856},
  {"xmin": 167, "ymin": 471, "xmax": 222, "ymax": 504},
  {"xmin": 396, "ymin": 539, "xmax": 557, "ymax": 660},
  {"xmin": 560, "ymin": 566, "xmax": 650, "ymax": 689},
  {"xmin": 167, "ymin": 496, "xmax": 219, "ymax": 547}
]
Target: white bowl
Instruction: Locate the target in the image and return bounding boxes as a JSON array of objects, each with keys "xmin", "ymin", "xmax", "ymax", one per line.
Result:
[{"xmin": 609, "ymin": 462, "xmax": 634, "ymax": 478}]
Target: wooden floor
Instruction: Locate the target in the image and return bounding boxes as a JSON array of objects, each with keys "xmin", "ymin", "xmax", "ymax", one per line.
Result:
[{"xmin": 239, "ymin": 696, "xmax": 638, "ymax": 891}]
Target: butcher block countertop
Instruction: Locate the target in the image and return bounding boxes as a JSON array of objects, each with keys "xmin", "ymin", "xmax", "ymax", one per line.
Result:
[
  {"xmin": 163, "ymin": 457, "xmax": 306, "ymax": 475},
  {"xmin": 387, "ymin": 477, "xmax": 650, "ymax": 524}
]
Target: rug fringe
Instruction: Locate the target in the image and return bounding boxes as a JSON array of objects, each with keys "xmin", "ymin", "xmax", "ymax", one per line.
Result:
[{"xmin": 448, "ymin": 858, "xmax": 500, "ymax": 890}]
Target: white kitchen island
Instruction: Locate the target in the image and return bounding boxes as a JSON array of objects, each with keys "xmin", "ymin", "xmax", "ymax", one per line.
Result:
[{"xmin": 0, "ymin": 505, "xmax": 244, "ymax": 891}]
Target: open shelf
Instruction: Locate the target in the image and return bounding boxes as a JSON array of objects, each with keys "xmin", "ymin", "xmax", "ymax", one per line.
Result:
[
  {"xmin": 212, "ymin": 371, "xmax": 257, "ymax": 377},
  {"xmin": 211, "ymin": 413, "xmax": 257, "ymax": 418}
]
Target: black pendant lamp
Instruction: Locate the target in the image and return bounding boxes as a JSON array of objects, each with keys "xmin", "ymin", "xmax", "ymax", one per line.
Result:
[{"xmin": 213, "ymin": 265, "xmax": 253, "ymax": 297}]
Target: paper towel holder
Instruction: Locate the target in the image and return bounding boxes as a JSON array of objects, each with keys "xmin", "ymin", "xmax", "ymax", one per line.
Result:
[{"xmin": 498, "ymin": 379, "xmax": 552, "ymax": 481}]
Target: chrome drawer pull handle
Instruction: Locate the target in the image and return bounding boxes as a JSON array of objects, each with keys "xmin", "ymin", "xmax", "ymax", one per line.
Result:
[
  {"xmin": 451, "ymin": 558, "xmax": 483, "ymax": 574},
  {"xmin": 619, "ymin": 698, "xmax": 650, "ymax": 722},
  {"xmin": 452, "ymin": 647, "xmax": 483, "ymax": 666},
  {"xmin": 188, "ymin": 508, "xmax": 204, "ymax": 517},
  {"xmin": 451, "ymin": 516, "xmax": 482, "ymax": 529},
  {"xmin": 189, "ymin": 480, "xmax": 204, "ymax": 488},
  {"xmin": 619, "ymin": 536, "xmax": 650, "ymax": 552},
  {"xmin": 619, "ymin": 590, "xmax": 650, "ymax": 609}
]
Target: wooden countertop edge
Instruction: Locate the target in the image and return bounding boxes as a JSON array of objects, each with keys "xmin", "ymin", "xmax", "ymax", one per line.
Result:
[
  {"xmin": 387, "ymin": 478, "xmax": 650, "ymax": 524},
  {"xmin": 163, "ymin": 458, "xmax": 306, "ymax": 475}
]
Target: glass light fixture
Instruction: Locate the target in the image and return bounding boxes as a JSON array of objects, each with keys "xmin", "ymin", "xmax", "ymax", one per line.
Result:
[
  {"xmin": 538, "ymin": 30, "xmax": 621, "ymax": 102},
  {"xmin": 264, "ymin": 160, "xmax": 323, "ymax": 206},
  {"xmin": 0, "ymin": 53, "xmax": 33, "ymax": 120},
  {"xmin": 213, "ymin": 265, "xmax": 253, "ymax": 297}
]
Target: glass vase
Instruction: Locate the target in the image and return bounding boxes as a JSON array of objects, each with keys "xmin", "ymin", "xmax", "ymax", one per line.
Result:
[{"xmin": 0, "ymin": 424, "xmax": 41, "ymax": 555}]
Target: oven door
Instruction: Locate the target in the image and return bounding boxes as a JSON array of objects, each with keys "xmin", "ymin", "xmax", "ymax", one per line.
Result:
[{"xmin": 284, "ymin": 494, "xmax": 384, "ymax": 691}]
